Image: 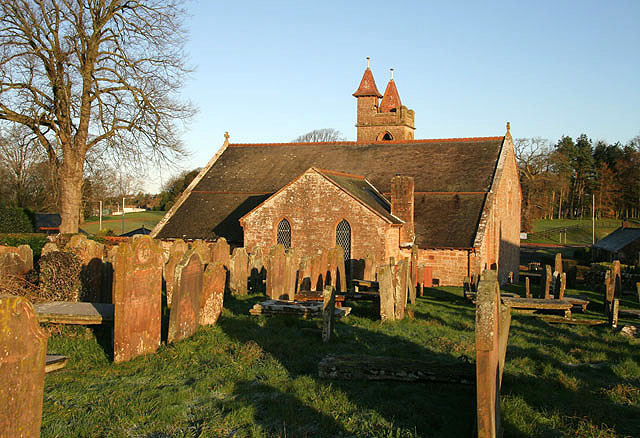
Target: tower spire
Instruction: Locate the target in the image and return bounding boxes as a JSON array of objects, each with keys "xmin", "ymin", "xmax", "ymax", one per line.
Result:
[
  {"xmin": 380, "ymin": 71, "xmax": 402, "ymax": 113},
  {"xmin": 353, "ymin": 59, "xmax": 382, "ymax": 98}
]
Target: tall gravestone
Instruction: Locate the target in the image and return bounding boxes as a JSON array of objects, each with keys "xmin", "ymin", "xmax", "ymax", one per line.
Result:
[
  {"xmin": 113, "ymin": 236, "xmax": 163, "ymax": 363},
  {"xmin": 363, "ymin": 253, "xmax": 376, "ymax": 282},
  {"xmin": 554, "ymin": 253, "xmax": 563, "ymax": 274},
  {"xmin": 284, "ymin": 248, "xmax": 300, "ymax": 300},
  {"xmin": 164, "ymin": 240, "xmax": 187, "ymax": 308},
  {"xmin": 322, "ymin": 285, "xmax": 336, "ymax": 343},
  {"xmin": 543, "ymin": 265, "xmax": 552, "ymax": 299},
  {"xmin": 394, "ymin": 259, "xmax": 408, "ymax": 319},
  {"xmin": 168, "ymin": 250, "xmax": 203, "ymax": 343},
  {"xmin": 230, "ymin": 247, "xmax": 249, "ymax": 295},
  {"xmin": 378, "ymin": 264, "xmax": 395, "ymax": 322},
  {"xmin": 249, "ymin": 246, "xmax": 265, "ymax": 293},
  {"xmin": 66, "ymin": 234, "xmax": 106, "ymax": 302},
  {"xmin": 309, "ymin": 251, "xmax": 324, "ymax": 292},
  {"xmin": 190, "ymin": 240, "xmax": 212, "ymax": 266},
  {"xmin": 0, "ymin": 295, "xmax": 48, "ymax": 438},
  {"xmin": 200, "ymin": 262, "xmax": 225, "ymax": 326},
  {"xmin": 211, "ymin": 237, "xmax": 231, "ymax": 270},
  {"xmin": 298, "ymin": 256, "xmax": 312, "ymax": 292},
  {"xmin": 267, "ymin": 244, "xmax": 286, "ymax": 300},
  {"xmin": 327, "ymin": 246, "xmax": 346, "ymax": 293}
]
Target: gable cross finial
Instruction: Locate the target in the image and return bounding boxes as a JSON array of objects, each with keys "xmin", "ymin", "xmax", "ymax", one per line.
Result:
[
  {"xmin": 224, "ymin": 131, "xmax": 230, "ymax": 141},
  {"xmin": 390, "ymin": 68, "xmax": 394, "ymax": 80},
  {"xmin": 506, "ymin": 122, "xmax": 510, "ymax": 133},
  {"xmin": 366, "ymin": 56, "xmax": 370, "ymax": 69}
]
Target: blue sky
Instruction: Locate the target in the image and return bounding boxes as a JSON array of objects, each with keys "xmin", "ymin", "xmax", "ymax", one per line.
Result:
[{"xmin": 148, "ymin": 0, "xmax": 640, "ymax": 191}]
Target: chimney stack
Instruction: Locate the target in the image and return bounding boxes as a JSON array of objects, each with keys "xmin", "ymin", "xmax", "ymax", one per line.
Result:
[{"xmin": 391, "ymin": 175, "xmax": 415, "ymax": 246}]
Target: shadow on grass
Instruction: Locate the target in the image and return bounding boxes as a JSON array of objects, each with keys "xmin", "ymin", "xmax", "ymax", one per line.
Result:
[{"xmin": 218, "ymin": 293, "xmax": 475, "ymax": 437}]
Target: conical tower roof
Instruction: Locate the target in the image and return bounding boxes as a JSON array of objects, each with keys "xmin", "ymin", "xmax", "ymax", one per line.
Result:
[
  {"xmin": 379, "ymin": 77, "xmax": 402, "ymax": 112},
  {"xmin": 353, "ymin": 67, "xmax": 382, "ymax": 98}
]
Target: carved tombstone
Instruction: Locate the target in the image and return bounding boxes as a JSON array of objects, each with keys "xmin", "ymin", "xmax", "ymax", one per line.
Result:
[
  {"xmin": 267, "ymin": 244, "xmax": 286, "ymax": 300},
  {"xmin": 612, "ymin": 260, "xmax": 622, "ymax": 296},
  {"xmin": 410, "ymin": 246, "xmax": 419, "ymax": 297},
  {"xmin": 558, "ymin": 272, "xmax": 567, "ymax": 300},
  {"xmin": 309, "ymin": 251, "xmax": 325, "ymax": 292},
  {"xmin": 394, "ymin": 259, "xmax": 408, "ymax": 320},
  {"xmin": 113, "ymin": 236, "xmax": 164, "ymax": 363},
  {"xmin": 322, "ymin": 285, "xmax": 336, "ymax": 343},
  {"xmin": 363, "ymin": 253, "xmax": 376, "ymax": 282},
  {"xmin": 550, "ymin": 271, "xmax": 559, "ymax": 298},
  {"xmin": 525, "ymin": 276, "xmax": 531, "ymax": 299},
  {"xmin": 168, "ymin": 250, "xmax": 203, "ymax": 343},
  {"xmin": 249, "ymin": 246, "xmax": 265, "ymax": 293},
  {"xmin": 200, "ymin": 262, "xmax": 225, "ymax": 326},
  {"xmin": 230, "ymin": 247, "xmax": 249, "ymax": 295},
  {"xmin": 0, "ymin": 295, "xmax": 48, "ymax": 438},
  {"xmin": 543, "ymin": 265, "xmax": 552, "ymax": 299},
  {"xmin": 604, "ymin": 270, "xmax": 614, "ymax": 317},
  {"xmin": 298, "ymin": 256, "xmax": 312, "ymax": 292},
  {"xmin": 284, "ymin": 248, "xmax": 300, "ymax": 300},
  {"xmin": 190, "ymin": 239, "xmax": 212, "ymax": 266},
  {"xmin": 164, "ymin": 240, "xmax": 187, "ymax": 308},
  {"xmin": 378, "ymin": 264, "xmax": 395, "ymax": 322},
  {"xmin": 211, "ymin": 237, "xmax": 231, "ymax": 270},
  {"xmin": 327, "ymin": 246, "xmax": 346, "ymax": 293},
  {"xmin": 554, "ymin": 253, "xmax": 563, "ymax": 274},
  {"xmin": 0, "ymin": 244, "xmax": 32, "ymax": 276},
  {"xmin": 66, "ymin": 234, "xmax": 106, "ymax": 302}
]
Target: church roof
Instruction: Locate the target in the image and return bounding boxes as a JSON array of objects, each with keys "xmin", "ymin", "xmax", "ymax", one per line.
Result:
[
  {"xmin": 379, "ymin": 79, "xmax": 401, "ymax": 112},
  {"xmin": 593, "ymin": 226, "xmax": 640, "ymax": 252},
  {"xmin": 353, "ymin": 68, "xmax": 382, "ymax": 98},
  {"xmin": 153, "ymin": 137, "xmax": 505, "ymax": 249}
]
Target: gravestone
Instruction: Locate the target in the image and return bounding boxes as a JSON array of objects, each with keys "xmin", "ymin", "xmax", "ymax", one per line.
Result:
[
  {"xmin": 0, "ymin": 244, "xmax": 32, "ymax": 276},
  {"xmin": 66, "ymin": 234, "xmax": 106, "ymax": 302},
  {"xmin": 327, "ymin": 246, "xmax": 346, "ymax": 293},
  {"xmin": 168, "ymin": 250, "xmax": 203, "ymax": 343},
  {"xmin": 200, "ymin": 262, "xmax": 225, "ymax": 326},
  {"xmin": 394, "ymin": 259, "xmax": 408, "ymax": 320},
  {"xmin": 0, "ymin": 295, "xmax": 48, "ymax": 438},
  {"xmin": 113, "ymin": 236, "xmax": 164, "ymax": 363},
  {"xmin": 378, "ymin": 264, "xmax": 395, "ymax": 322},
  {"xmin": 550, "ymin": 271, "xmax": 559, "ymax": 297},
  {"xmin": 525, "ymin": 277, "xmax": 531, "ymax": 299},
  {"xmin": 298, "ymin": 256, "xmax": 312, "ymax": 292},
  {"xmin": 611, "ymin": 298, "xmax": 619, "ymax": 328},
  {"xmin": 267, "ymin": 244, "xmax": 286, "ymax": 300},
  {"xmin": 283, "ymin": 248, "xmax": 300, "ymax": 300},
  {"xmin": 211, "ymin": 237, "xmax": 231, "ymax": 270},
  {"xmin": 612, "ymin": 260, "xmax": 622, "ymax": 295},
  {"xmin": 408, "ymin": 259, "xmax": 417, "ymax": 305},
  {"xmin": 41, "ymin": 241, "xmax": 59, "ymax": 257},
  {"xmin": 230, "ymin": 247, "xmax": 249, "ymax": 295},
  {"xmin": 190, "ymin": 240, "xmax": 212, "ymax": 265},
  {"xmin": 249, "ymin": 246, "xmax": 265, "ymax": 293},
  {"xmin": 604, "ymin": 270, "xmax": 614, "ymax": 317},
  {"xmin": 164, "ymin": 242, "xmax": 187, "ymax": 308},
  {"xmin": 309, "ymin": 250, "xmax": 326, "ymax": 292},
  {"xmin": 637, "ymin": 282, "xmax": 640, "ymax": 304},
  {"xmin": 554, "ymin": 253, "xmax": 563, "ymax": 274},
  {"xmin": 463, "ymin": 277, "xmax": 471, "ymax": 293},
  {"xmin": 322, "ymin": 285, "xmax": 336, "ymax": 343},
  {"xmin": 558, "ymin": 272, "xmax": 567, "ymax": 300},
  {"xmin": 543, "ymin": 265, "xmax": 552, "ymax": 299},
  {"xmin": 363, "ymin": 253, "xmax": 376, "ymax": 282}
]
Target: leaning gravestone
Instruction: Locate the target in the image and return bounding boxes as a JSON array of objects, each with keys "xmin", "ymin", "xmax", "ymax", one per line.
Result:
[
  {"xmin": 164, "ymin": 241, "xmax": 187, "ymax": 308},
  {"xmin": 378, "ymin": 264, "xmax": 395, "ymax": 322},
  {"xmin": 230, "ymin": 247, "xmax": 249, "ymax": 295},
  {"xmin": 322, "ymin": 285, "xmax": 336, "ymax": 343},
  {"xmin": 113, "ymin": 236, "xmax": 163, "ymax": 363},
  {"xmin": 0, "ymin": 295, "xmax": 48, "ymax": 438},
  {"xmin": 168, "ymin": 250, "xmax": 203, "ymax": 343},
  {"xmin": 200, "ymin": 262, "xmax": 225, "ymax": 326}
]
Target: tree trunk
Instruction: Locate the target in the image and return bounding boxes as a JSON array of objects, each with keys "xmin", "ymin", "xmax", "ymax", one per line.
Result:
[{"xmin": 59, "ymin": 158, "xmax": 84, "ymax": 234}]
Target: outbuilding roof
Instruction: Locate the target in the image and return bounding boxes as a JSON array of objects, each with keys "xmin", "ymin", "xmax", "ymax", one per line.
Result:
[
  {"xmin": 593, "ymin": 226, "xmax": 640, "ymax": 252},
  {"xmin": 153, "ymin": 136, "xmax": 505, "ymax": 248}
]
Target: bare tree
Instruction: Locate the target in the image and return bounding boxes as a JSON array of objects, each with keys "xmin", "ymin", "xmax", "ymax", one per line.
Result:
[
  {"xmin": 0, "ymin": 0, "xmax": 195, "ymax": 232},
  {"xmin": 293, "ymin": 128, "xmax": 346, "ymax": 143}
]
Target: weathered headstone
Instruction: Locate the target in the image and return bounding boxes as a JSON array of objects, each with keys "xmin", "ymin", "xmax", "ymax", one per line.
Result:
[
  {"xmin": 327, "ymin": 246, "xmax": 346, "ymax": 292},
  {"xmin": 394, "ymin": 259, "xmax": 408, "ymax": 320},
  {"xmin": 525, "ymin": 276, "xmax": 531, "ymax": 299},
  {"xmin": 267, "ymin": 244, "xmax": 286, "ymax": 299},
  {"xmin": 168, "ymin": 250, "xmax": 203, "ymax": 343},
  {"xmin": 550, "ymin": 271, "xmax": 559, "ymax": 297},
  {"xmin": 200, "ymin": 262, "xmax": 225, "ymax": 326},
  {"xmin": 298, "ymin": 256, "xmax": 312, "ymax": 292},
  {"xmin": 408, "ymin": 258, "xmax": 417, "ymax": 305},
  {"xmin": 164, "ymin": 242, "xmax": 187, "ymax": 308},
  {"xmin": 309, "ymin": 250, "xmax": 327, "ymax": 292},
  {"xmin": 558, "ymin": 272, "xmax": 567, "ymax": 300},
  {"xmin": 543, "ymin": 265, "xmax": 552, "ymax": 299},
  {"xmin": 190, "ymin": 239, "xmax": 212, "ymax": 266},
  {"xmin": 113, "ymin": 236, "xmax": 163, "ymax": 363},
  {"xmin": 322, "ymin": 285, "xmax": 336, "ymax": 343},
  {"xmin": 283, "ymin": 248, "xmax": 300, "ymax": 299},
  {"xmin": 0, "ymin": 244, "xmax": 32, "ymax": 276},
  {"xmin": 363, "ymin": 253, "xmax": 376, "ymax": 282},
  {"xmin": 230, "ymin": 247, "xmax": 249, "ymax": 295},
  {"xmin": 612, "ymin": 260, "xmax": 622, "ymax": 296},
  {"xmin": 604, "ymin": 270, "xmax": 614, "ymax": 317},
  {"xmin": 378, "ymin": 264, "xmax": 395, "ymax": 322},
  {"xmin": 0, "ymin": 295, "xmax": 48, "ymax": 438},
  {"xmin": 475, "ymin": 271, "xmax": 511, "ymax": 438},
  {"xmin": 611, "ymin": 298, "xmax": 620, "ymax": 329},
  {"xmin": 66, "ymin": 234, "xmax": 106, "ymax": 302},
  {"xmin": 554, "ymin": 253, "xmax": 563, "ymax": 274},
  {"xmin": 249, "ymin": 246, "xmax": 266, "ymax": 293},
  {"xmin": 211, "ymin": 237, "xmax": 231, "ymax": 270}
]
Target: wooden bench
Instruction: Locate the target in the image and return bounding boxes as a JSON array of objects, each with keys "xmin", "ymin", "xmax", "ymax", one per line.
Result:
[
  {"xmin": 501, "ymin": 297, "xmax": 573, "ymax": 319},
  {"xmin": 34, "ymin": 302, "xmax": 114, "ymax": 325}
]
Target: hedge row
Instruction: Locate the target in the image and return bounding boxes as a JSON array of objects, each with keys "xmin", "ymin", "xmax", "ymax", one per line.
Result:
[
  {"xmin": 0, "ymin": 207, "xmax": 34, "ymax": 233},
  {"xmin": 0, "ymin": 234, "xmax": 49, "ymax": 258}
]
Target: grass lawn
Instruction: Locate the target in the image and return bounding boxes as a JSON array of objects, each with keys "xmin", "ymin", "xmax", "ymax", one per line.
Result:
[
  {"xmin": 41, "ymin": 281, "xmax": 640, "ymax": 437},
  {"xmin": 525, "ymin": 218, "xmax": 640, "ymax": 246},
  {"xmin": 80, "ymin": 211, "xmax": 166, "ymax": 235}
]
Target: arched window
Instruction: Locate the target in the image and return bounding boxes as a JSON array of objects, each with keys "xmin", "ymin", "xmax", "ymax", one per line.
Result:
[
  {"xmin": 336, "ymin": 219, "xmax": 351, "ymax": 262},
  {"xmin": 377, "ymin": 131, "xmax": 393, "ymax": 141},
  {"xmin": 276, "ymin": 219, "xmax": 291, "ymax": 249}
]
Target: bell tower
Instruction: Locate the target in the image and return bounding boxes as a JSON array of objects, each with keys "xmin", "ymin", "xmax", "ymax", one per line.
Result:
[{"xmin": 353, "ymin": 60, "xmax": 415, "ymax": 142}]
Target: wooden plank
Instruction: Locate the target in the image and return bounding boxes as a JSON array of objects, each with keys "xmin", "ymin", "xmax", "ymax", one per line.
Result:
[
  {"xmin": 318, "ymin": 354, "xmax": 474, "ymax": 384},
  {"xmin": 45, "ymin": 355, "xmax": 68, "ymax": 373},
  {"xmin": 34, "ymin": 302, "xmax": 114, "ymax": 325}
]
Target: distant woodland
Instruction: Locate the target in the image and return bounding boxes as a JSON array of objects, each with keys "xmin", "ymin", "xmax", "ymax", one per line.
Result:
[{"xmin": 517, "ymin": 134, "xmax": 640, "ymax": 231}]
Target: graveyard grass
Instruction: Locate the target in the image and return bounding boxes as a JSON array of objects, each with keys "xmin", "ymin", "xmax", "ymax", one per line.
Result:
[
  {"xmin": 80, "ymin": 211, "xmax": 165, "ymax": 235},
  {"xmin": 42, "ymin": 285, "xmax": 640, "ymax": 437}
]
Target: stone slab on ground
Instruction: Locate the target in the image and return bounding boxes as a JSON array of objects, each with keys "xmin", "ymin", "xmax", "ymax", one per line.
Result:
[
  {"xmin": 249, "ymin": 299, "xmax": 351, "ymax": 319},
  {"xmin": 540, "ymin": 316, "xmax": 607, "ymax": 326},
  {"xmin": 318, "ymin": 354, "xmax": 473, "ymax": 384},
  {"xmin": 45, "ymin": 355, "xmax": 68, "ymax": 373},
  {"xmin": 34, "ymin": 301, "xmax": 114, "ymax": 324}
]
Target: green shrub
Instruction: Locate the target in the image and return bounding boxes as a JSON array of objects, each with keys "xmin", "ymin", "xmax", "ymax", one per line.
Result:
[
  {"xmin": 0, "ymin": 233, "xmax": 49, "ymax": 258},
  {"xmin": 0, "ymin": 206, "xmax": 34, "ymax": 233}
]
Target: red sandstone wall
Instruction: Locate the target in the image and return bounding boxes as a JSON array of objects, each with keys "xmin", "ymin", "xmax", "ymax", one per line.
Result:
[
  {"xmin": 241, "ymin": 171, "xmax": 392, "ymax": 264},
  {"xmin": 418, "ymin": 248, "xmax": 471, "ymax": 286}
]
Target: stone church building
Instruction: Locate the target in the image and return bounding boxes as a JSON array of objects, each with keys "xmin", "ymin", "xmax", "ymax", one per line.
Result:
[{"xmin": 152, "ymin": 64, "xmax": 521, "ymax": 285}]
